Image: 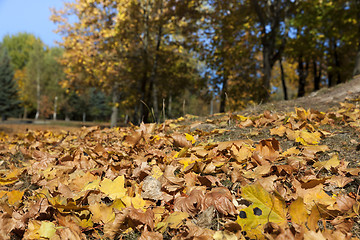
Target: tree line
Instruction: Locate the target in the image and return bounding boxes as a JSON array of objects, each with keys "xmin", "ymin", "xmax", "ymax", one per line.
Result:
[{"xmin": 1, "ymin": 0, "xmax": 360, "ymax": 126}]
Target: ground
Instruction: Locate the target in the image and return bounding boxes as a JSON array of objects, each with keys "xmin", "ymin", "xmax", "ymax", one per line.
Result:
[{"xmin": 1, "ymin": 77, "xmax": 360, "ymax": 239}]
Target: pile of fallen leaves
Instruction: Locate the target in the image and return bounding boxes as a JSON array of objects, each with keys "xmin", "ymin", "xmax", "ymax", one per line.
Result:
[{"xmin": 1, "ymin": 102, "xmax": 360, "ymax": 240}]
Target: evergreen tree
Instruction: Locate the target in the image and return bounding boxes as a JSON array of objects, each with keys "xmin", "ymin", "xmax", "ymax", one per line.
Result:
[{"xmin": 0, "ymin": 45, "xmax": 20, "ymax": 120}]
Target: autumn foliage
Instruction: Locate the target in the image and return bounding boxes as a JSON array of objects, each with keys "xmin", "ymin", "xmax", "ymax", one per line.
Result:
[{"xmin": 1, "ymin": 101, "xmax": 360, "ymax": 239}]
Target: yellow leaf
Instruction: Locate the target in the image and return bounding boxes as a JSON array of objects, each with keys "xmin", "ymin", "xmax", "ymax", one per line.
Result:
[
  {"xmin": 7, "ymin": 190, "xmax": 24, "ymax": 205},
  {"xmin": 295, "ymin": 130, "xmax": 321, "ymax": 145},
  {"xmin": 99, "ymin": 176, "xmax": 126, "ymax": 199},
  {"xmin": 313, "ymin": 154, "xmax": 340, "ymax": 170},
  {"xmin": 39, "ymin": 221, "xmax": 56, "ymax": 239},
  {"xmin": 151, "ymin": 165, "xmax": 163, "ymax": 179},
  {"xmin": 89, "ymin": 202, "xmax": 115, "ymax": 223},
  {"xmin": 83, "ymin": 178, "xmax": 101, "ymax": 191},
  {"xmin": 178, "ymin": 158, "xmax": 196, "ymax": 171},
  {"xmin": 269, "ymin": 125, "xmax": 287, "ymax": 137},
  {"xmin": 289, "ymin": 197, "xmax": 308, "ymax": 225},
  {"xmin": 112, "ymin": 198, "xmax": 126, "ymax": 211},
  {"xmin": 0, "ymin": 168, "xmax": 24, "ymax": 186},
  {"xmin": 236, "ymin": 183, "xmax": 286, "ymax": 239},
  {"xmin": 166, "ymin": 211, "xmax": 189, "ymax": 229},
  {"xmin": 122, "ymin": 194, "xmax": 147, "ymax": 210},
  {"xmin": 79, "ymin": 218, "xmax": 93, "ymax": 228},
  {"xmin": 0, "ymin": 190, "xmax": 7, "ymax": 198},
  {"xmin": 185, "ymin": 133, "xmax": 195, "ymax": 144}
]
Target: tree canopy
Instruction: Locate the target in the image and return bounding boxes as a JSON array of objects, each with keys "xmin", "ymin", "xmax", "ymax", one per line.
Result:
[{"xmin": 1, "ymin": 0, "xmax": 359, "ymax": 124}]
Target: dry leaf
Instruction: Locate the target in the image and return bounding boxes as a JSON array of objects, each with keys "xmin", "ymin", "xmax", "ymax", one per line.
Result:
[
  {"xmin": 202, "ymin": 187, "xmax": 237, "ymax": 215},
  {"xmin": 174, "ymin": 188, "xmax": 205, "ymax": 215}
]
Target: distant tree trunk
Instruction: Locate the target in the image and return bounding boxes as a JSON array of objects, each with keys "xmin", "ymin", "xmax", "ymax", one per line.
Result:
[
  {"xmin": 353, "ymin": 0, "xmax": 360, "ymax": 76},
  {"xmin": 219, "ymin": 70, "xmax": 228, "ymax": 113},
  {"xmin": 313, "ymin": 60, "xmax": 322, "ymax": 91},
  {"xmin": 35, "ymin": 67, "xmax": 41, "ymax": 120},
  {"xmin": 279, "ymin": 58, "xmax": 288, "ymax": 100},
  {"xmin": 297, "ymin": 54, "xmax": 309, "ymax": 97},
  {"xmin": 23, "ymin": 107, "xmax": 28, "ymax": 119},
  {"xmin": 353, "ymin": 47, "xmax": 360, "ymax": 77},
  {"xmin": 53, "ymin": 96, "xmax": 58, "ymax": 120},
  {"xmin": 149, "ymin": 0, "xmax": 163, "ymax": 122},
  {"xmin": 261, "ymin": 45, "xmax": 272, "ymax": 101},
  {"xmin": 110, "ymin": 84, "xmax": 119, "ymax": 128},
  {"xmin": 168, "ymin": 95, "xmax": 172, "ymax": 118},
  {"xmin": 333, "ymin": 42, "xmax": 341, "ymax": 84}
]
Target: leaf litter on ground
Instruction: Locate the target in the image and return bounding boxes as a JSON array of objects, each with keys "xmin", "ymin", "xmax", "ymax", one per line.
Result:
[{"xmin": 1, "ymin": 101, "xmax": 360, "ymax": 239}]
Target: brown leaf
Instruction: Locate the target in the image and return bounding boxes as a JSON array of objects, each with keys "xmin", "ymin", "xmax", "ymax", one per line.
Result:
[
  {"xmin": 182, "ymin": 220, "xmax": 215, "ymax": 239},
  {"xmin": 202, "ymin": 187, "xmax": 237, "ymax": 215},
  {"xmin": 335, "ymin": 194, "xmax": 356, "ymax": 212},
  {"xmin": 0, "ymin": 213, "xmax": 15, "ymax": 240},
  {"xmin": 139, "ymin": 228, "xmax": 163, "ymax": 240},
  {"xmin": 174, "ymin": 188, "xmax": 205, "ymax": 215},
  {"xmin": 55, "ymin": 214, "xmax": 86, "ymax": 240},
  {"xmin": 172, "ymin": 133, "xmax": 192, "ymax": 148},
  {"xmin": 124, "ymin": 130, "xmax": 143, "ymax": 147},
  {"xmin": 255, "ymin": 138, "xmax": 281, "ymax": 162},
  {"xmin": 326, "ymin": 176, "xmax": 353, "ymax": 188},
  {"xmin": 160, "ymin": 165, "xmax": 185, "ymax": 193}
]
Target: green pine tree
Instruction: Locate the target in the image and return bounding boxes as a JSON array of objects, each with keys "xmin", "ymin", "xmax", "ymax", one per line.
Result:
[{"xmin": 0, "ymin": 45, "xmax": 20, "ymax": 120}]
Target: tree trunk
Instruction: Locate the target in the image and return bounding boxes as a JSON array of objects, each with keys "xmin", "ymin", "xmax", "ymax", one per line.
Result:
[
  {"xmin": 110, "ymin": 84, "xmax": 119, "ymax": 128},
  {"xmin": 297, "ymin": 54, "xmax": 309, "ymax": 98},
  {"xmin": 353, "ymin": 0, "xmax": 360, "ymax": 76},
  {"xmin": 262, "ymin": 46, "xmax": 272, "ymax": 101},
  {"xmin": 353, "ymin": 47, "xmax": 360, "ymax": 77},
  {"xmin": 168, "ymin": 95, "xmax": 172, "ymax": 118},
  {"xmin": 313, "ymin": 60, "xmax": 322, "ymax": 91},
  {"xmin": 35, "ymin": 67, "xmax": 41, "ymax": 120},
  {"xmin": 23, "ymin": 107, "xmax": 28, "ymax": 119},
  {"xmin": 279, "ymin": 58, "xmax": 288, "ymax": 100},
  {"xmin": 219, "ymin": 70, "xmax": 228, "ymax": 113},
  {"xmin": 333, "ymin": 42, "xmax": 341, "ymax": 84},
  {"xmin": 149, "ymin": 0, "xmax": 163, "ymax": 122},
  {"xmin": 53, "ymin": 96, "xmax": 58, "ymax": 120}
]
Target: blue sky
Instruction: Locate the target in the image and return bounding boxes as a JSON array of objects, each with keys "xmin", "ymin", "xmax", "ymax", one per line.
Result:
[{"xmin": 0, "ymin": 0, "xmax": 67, "ymax": 47}]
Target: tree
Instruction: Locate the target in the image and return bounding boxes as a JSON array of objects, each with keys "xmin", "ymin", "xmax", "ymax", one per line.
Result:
[
  {"xmin": 2, "ymin": 33, "xmax": 45, "ymax": 118},
  {"xmin": 52, "ymin": 0, "xmax": 204, "ymax": 125},
  {"xmin": 250, "ymin": 0, "xmax": 293, "ymax": 102},
  {"xmin": 26, "ymin": 40, "xmax": 46, "ymax": 120},
  {"xmin": 0, "ymin": 45, "xmax": 20, "ymax": 120}
]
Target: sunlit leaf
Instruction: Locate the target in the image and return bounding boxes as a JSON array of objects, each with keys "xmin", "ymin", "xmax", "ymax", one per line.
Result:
[{"xmin": 99, "ymin": 176, "xmax": 126, "ymax": 199}]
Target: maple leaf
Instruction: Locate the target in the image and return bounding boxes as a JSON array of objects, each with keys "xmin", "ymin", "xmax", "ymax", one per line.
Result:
[
  {"xmin": 7, "ymin": 190, "xmax": 24, "ymax": 205},
  {"xmin": 174, "ymin": 188, "xmax": 205, "ymax": 215},
  {"xmin": 289, "ymin": 197, "xmax": 308, "ymax": 225},
  {"xmin": 313, "ymin": 154, "xmax": 340, "ymax": 171},
  {"xmin": 99, "ymin": 176, "xmax": 127, "ymax": 199},
  {"xmin": 236, "ymin": 183, "xmax": 287, "ymax": 239},
  {"xmin": 202, "ymin": 187, "xmax": 237, "ymax": 215}
]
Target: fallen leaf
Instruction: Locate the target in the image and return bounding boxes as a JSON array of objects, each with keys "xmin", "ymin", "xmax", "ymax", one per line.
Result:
[
  {"xmin": 202, "ymin": 187, "xmax": 237, "ymax": 215},
  {"xmin": 289, "ymin": 197, "xmax": 308, "ymax": 225},
  {"xmin": 313, "ymin": 154, "xmax": 340, "ymax": 171},
  {"xmin": 236, "ymin": 183, "xmax": 287, "ymax": 239},
  {"xmin": 39, "ymin": 221, "xmax": 57, "ymax": 239},
  {"xmin": 174, "ymin": 188, "xmax": 205, "ymax": 215},
  {"xmin": 7, "ymin": 190, "xmax": 24, "ymax": 205},
  {"xmin": 99, "ymin": 176, "xmax": 127, "ymax": 199}
]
